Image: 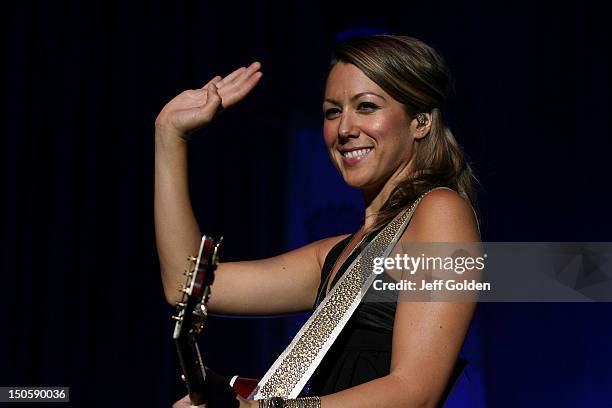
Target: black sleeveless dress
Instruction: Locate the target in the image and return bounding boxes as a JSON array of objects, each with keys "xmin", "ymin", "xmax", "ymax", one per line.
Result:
[{"xmin": 307, "ymin": 233, "xmax": 467, "ymax": 405}]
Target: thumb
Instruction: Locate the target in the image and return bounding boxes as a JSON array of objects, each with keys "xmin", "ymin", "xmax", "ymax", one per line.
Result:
[{"xmin": 200, "ymin": 82, "xmax": 223, "ymax": 116}]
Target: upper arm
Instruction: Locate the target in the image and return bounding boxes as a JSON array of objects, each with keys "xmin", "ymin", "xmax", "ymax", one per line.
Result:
[
  {"xmin": 389, "ymin": 189, "xmax": 480, "ymax": 405},
  {"xmin": 404, "ymin": 188, "xmax": 480, "ymax": 243},
  {"xmin": 206, "ymin": 234, "xmax": 350, "ymax": 315}
]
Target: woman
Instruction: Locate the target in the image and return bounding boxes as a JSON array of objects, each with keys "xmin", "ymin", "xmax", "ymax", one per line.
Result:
[{"xmin": 155, "ymin": 35, "xmax": 481, "ymax": 408}]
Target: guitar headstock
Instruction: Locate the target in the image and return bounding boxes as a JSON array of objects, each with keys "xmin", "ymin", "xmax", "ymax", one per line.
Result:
[{"xmin": 172, "ymin": 235, "xmax": 223, "ymax": 340}]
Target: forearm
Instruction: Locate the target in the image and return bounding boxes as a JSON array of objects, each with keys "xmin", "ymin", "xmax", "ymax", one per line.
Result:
[
  {"xmin": 319, "ymin": 373, "xmax": 435, "ymax": 408},
  {"xmin": 154, "ymin": 64, "xmax": 262, "ymax": 306},
  {"xmin": 154, "ymin": 129, "xmax": 202, "ymax": 305}
]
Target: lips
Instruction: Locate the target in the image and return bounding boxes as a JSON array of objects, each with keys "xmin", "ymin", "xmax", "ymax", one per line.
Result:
[
  {"xmin": 342, "ymin": 148, "xmax": 372, "ymax": 158},
  {"xmin": 340, "ymin": 147, "xmax": 372, "ymax": 165}
]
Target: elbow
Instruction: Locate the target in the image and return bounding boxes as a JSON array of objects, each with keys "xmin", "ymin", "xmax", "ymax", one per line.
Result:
[
  {"xmin": 405, "ymin": 394, "xmax": 437, "ymax": 408},
  {"xmin": 387, "ymin": 373, "xmax": 439, "ymax": 408},
  {"xmin": 406, "ymin": 395, "xmax": 436, "ymax": 408},
  {"xmin": 164, "ymin": 288, "xmax": 181, "ymax": 307},
  {"xmin": 417, "ymin": 399, "xmax": 437, "ymax": 408},
  {"xmin": 160, "ymin": 264, "xmax": 182, "ymax": 306}
]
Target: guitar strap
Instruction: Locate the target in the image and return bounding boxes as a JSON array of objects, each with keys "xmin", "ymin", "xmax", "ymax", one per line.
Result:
[{"xmin": 249, "ymin": 187, "xmax": 450, "ymax": 400}]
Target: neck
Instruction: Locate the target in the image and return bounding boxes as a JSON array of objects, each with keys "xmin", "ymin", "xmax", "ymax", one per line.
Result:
[{"xmin": 361, "ymin": 160, "xmax": 413, "ymax": 230}]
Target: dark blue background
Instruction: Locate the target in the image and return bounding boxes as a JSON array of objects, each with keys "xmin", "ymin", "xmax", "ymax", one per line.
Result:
[{"xmin": 3, "ymin": 1, "xmax": 611, "ymax": 406}]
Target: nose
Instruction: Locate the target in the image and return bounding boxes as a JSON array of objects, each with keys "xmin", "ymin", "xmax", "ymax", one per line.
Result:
[{"xmin": 338, "ymin": 112, "xmax": 358, "ymax": 140}]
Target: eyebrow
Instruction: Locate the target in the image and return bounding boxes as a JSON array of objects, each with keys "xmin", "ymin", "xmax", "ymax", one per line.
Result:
[{"xmin": 324, "ymin": 92, "xmax": 387, "ymax": 105}]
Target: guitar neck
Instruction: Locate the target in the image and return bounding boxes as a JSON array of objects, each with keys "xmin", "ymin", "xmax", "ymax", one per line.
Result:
[
  {"xmin": 175, "ymin": 334, "xmax": 206, "ymax": 405},
  {"xmin": 171, "ymin": 235, "xmax": 259, "ymax": 404},
  {"xmin": 172, "ymin": 236, "xmax": 217, "ymax": 405}
]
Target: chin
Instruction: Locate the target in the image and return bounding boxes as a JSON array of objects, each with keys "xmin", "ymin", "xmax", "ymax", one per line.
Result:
[{"xmin": 341, "ymin": 174, "xmax": 376, "ymax": 190}]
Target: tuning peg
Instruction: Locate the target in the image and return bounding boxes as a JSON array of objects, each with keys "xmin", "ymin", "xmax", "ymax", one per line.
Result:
[
  {"xmin": 183, "ymin": 271, "xmax": 194, "ymax": 277},
  {"xmin": 175, "ymin": 301, "xmax": 186, "ymax": 308},
  {"xmin": 181, "ymin": 374, "xmax": 186, "ymax": 382},
  {"xmin": 187, "ymin": 256, "xmax": 197, "ymax": 262},
  {"xmin": 171, "ymin": 315, "xmax": 183, "ymax": 321}
]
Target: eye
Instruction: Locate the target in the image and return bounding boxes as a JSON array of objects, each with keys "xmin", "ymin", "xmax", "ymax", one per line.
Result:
[
  {"xmin": 357, "ymin": 102, "xmax": 379, "ymax": 112},
  {"xmin": 324, "ymin": 107, "xmax": 341, "ymax": 120}
]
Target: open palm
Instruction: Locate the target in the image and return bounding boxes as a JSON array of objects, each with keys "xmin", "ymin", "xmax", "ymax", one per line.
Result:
[{"xmin": 156, "ymin": 61, "xmax": 263, "ymax": 138}]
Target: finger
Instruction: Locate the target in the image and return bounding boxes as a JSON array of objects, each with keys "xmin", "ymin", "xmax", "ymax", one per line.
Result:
[
  {"xmin": 201, "ymin": 75, "xmax": 223, "ymax": 90},
  {"xmin": 233, "ymin": 61, "xmax": 262, "ymax": 85},
  {"xmin": 220, "ymin": 61, "xmax": 261, "ymax": 89},
  {"xmin": 223, "ymin": 61, "xmax": 262, "ymax": 92},
  {"xmin": 199, "ymin": 82, "xmax": 223, "ymax": 115},
  {"xmin": 239, "ymin": 70, "xmax": 263, "ymax": 95},
  {"xmin": 244, "ymin": 61, "xmax": 262, "ymax": 77},
  {"xmin": 216, "ymin": 66, "xmax": 246, "ymax": 88},
  {"xmin": 247, "ymin": 60, "xmax": 262, "ymax": 72},
  {"xmin": 222, "ymin": 71, "xmax": 263, "ymax": 106}
]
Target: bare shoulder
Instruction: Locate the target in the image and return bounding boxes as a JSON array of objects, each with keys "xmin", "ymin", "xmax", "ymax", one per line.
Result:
[{"xmin": 403, "ymin": 188, "xmax": 480, "ymax": 242}]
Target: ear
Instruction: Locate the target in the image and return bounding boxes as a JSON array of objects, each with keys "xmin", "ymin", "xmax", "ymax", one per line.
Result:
[{"xmin": 412, "ymin": 112, "xmax": 432, "ymax": 139}]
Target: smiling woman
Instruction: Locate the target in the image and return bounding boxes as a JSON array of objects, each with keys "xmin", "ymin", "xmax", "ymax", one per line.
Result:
[
  {"xmin": 323, "ymin": 36, "xmax": 478, "ymax": 233},
  {"xmin": 155, "ymin": 34, "xmax": 481, "ymax": 408},
  {"xmin": 323, "ymin": 62, "xmax": 417, "ymax": 208}
]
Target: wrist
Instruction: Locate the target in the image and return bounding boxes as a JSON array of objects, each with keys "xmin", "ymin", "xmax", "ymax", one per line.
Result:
[
  {"xmin": 155, "ymin": 125, "xmax": 188, "ymax": 153},
  {"xmin": 257, "ymin": 396, "xmax": 320, "ymax": 408}
]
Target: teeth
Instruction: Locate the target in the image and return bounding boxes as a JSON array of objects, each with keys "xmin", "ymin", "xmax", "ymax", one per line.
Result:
[{"xmin": 342, "ymin": 148, "xmax": 372, "ymax": 159}]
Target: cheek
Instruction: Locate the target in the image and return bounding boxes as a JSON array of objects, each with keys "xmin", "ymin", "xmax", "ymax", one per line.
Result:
[
  {"xmin": 322, "ymin": 122, "xmax": 336, "ymax": 147},
  {"xmin": 369, "ymin": 114, "xmax": 412, "ymax": 161},
  {"xmin": 363, "ymin": 114, "xmax": 402, "ymax": 140}
]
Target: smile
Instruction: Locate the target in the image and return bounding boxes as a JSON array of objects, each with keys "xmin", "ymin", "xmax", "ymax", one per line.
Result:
[{"xmin": 341, "ymin": 148, "xmax": 372, "ymax": 165}]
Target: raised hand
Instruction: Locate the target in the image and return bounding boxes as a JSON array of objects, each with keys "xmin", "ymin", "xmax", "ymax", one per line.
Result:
[{"xmin": 155, "ymin": 61, "xmax": 262, "ymax": 140}]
